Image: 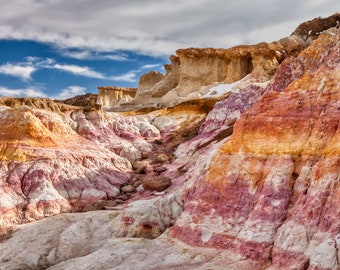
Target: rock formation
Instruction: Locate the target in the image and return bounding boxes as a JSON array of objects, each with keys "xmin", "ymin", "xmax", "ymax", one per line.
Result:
[
  {"xmin": 169, "ymin": 26, "xmax": 340, "ymax": 269},
  {"xmin": 55, "ymin": 93, "xmax": 98, "ymax": 108},
  {"xmin": 103, "ymin": 24, "xmax": 319, "ymax": 110},
  {"xmin": 97, "ymin": 86, "xmax": 137, "ymax": 110},
  {"xmin": 0, "ymin": 14, "xmax": 339, "ymax": 270}
]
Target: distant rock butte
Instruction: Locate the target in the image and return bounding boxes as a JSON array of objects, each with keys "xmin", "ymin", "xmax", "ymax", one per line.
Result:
[
  {"xmin": 54, "ymin": 93, "xmax": 98, "ymax": 108},
  {"xmin": 0, "ymin": 14, "xmax": 339, "ymax": 270},
  {"xmin": 97, "ymin": 86, "xmax": 137, "ymax": 110}
]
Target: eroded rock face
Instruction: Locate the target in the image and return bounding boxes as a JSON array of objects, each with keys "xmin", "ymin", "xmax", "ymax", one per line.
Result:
[
  {"xmin": 0, "ymin": 96, "xmax": 213, "ymax": 227},
  {"xmin": 151, "ymin": 55, "xmax": 181, "ymax": 98},
  {"xmin": 97, "ymin": 86, "xmax": 137, "ymax": 110},
  {"xmin": 292, "ymin": 13, "xmax": 340, "ymax": 42},
  {"xmin": 169, "ymin": 27, "xmax": 340, "ymax": 269},
  {"xmin": 0, "ymin": 14, "xmax": 339, "ymax": 270},
  {"xmin": 129, "ymin": 70, "xmax": 166, "ymax": 106},
  {"xmin": 129, "ymin": 56, "xmax": 181, "ymax": 107},
  {"xmin": 103, "ymin": 13, "xmax": 339, "ymax": 111},
  {"xmin": 0, "ymin": 105, "xmax": 161, "ymax": 225}
]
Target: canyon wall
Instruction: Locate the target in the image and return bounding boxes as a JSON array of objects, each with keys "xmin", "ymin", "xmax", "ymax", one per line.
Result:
[
  {"xmin": 120, "ymin": 39, "xmax": 307, "ymax": 109},
  {"xmin": 169, "ymin": 26, "xmax": 340, "ymax": 269}
]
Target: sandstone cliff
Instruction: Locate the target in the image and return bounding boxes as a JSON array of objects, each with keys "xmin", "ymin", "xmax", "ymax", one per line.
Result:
[
  {"xmin": 97, "ymin": 86, "xmax": 137, "ymax": 110},
  {"xmin": 102, "ymin": 14, "xmax": 340, "ymax": 111},
  {"xmin": 0, "ymin": 14, "xmax": 339, "ymax": 270}
]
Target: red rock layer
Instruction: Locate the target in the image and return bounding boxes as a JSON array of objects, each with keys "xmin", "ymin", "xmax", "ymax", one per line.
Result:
[{"xmin": 169, "ymin": 27, "xmax": 340, "ymax": 269}]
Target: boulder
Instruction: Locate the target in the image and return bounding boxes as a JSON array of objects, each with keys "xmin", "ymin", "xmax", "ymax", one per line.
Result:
[
  {"xmin": 155, "ymin": 153, "xmax": 170, "ymax": 163},
  {"xmin": 142, "ymin": 176, "xmax": 171, "ymax": 191},
  {"xmin": 121, "ymin": 185, "xmax": 135, "ymax": 193}
]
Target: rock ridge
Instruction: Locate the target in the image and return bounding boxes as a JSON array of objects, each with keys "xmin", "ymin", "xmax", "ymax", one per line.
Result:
[{"xmin": 96, "ymin": 13, "xmax": 340, "ymax": 112}]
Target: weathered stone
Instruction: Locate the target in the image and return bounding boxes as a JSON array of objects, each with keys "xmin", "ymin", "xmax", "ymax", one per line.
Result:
[
  {"xmin": 121, "ymin": 185, "xmax": 135, "ymax": 193},
  {"xmin": 97, "ymin": 86, "xmax": 137, "ymax": 110},
  {"xmin": 131, "ymin": 179, "xmax": 143, "ymax": 188},
  {"xmin": 141, "ymin": 151, "xmax": 150, "ymax": 159},
  {"xmin": 0, "ymin": 226, "xmax": 14, "ymax": 242},
  {"xmin": 154, "ymin": 165, "xmax": 167, "ymax": 173},
  {"xmin": 138, "ymin": 71, "xmax": 165, "ymax": 92},
  {"xmin": 155, "ymin": 153, "xmax": 170, "ymax": 163},
  {"xmin": 134, "ymin": 161, "xmax": 149, "ymax": 174},
  {"xmin": 142, "ymin": 176, "xmax": 171, "ymax": 191},
  {"xmin": 82, "ymin": 200, "xmax": 112, "ymax": 212}
]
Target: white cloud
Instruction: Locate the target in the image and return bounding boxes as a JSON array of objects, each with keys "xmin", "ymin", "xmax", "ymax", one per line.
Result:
[
  {"xmin": 60, "ymin": 50, "xmax": 129, "ymax": 61},
  {"xmin": 60, "ymin": 50, "xmax": 93, "ymax": 60},
  {"xmin": 0, "ymin": 56, "xmax": 138, "ymax": 84},
  {"xmin": 141, "ymin": 64, "xmax": 162, "ymax": 69},
  {"xmin": 110, "ymin": 72, "xmax": 137, "ymax": 83},
  {"xmin": 51, "ymin": 85, "xmax": 86, "ymax": 100},
  {"xmin": 26, "ymin": 57, "xmax": 56, "ymax": 67},
  {"xmin": 104, "ymin": 54, "xmax": 129, "ymax": 61},
  {"xmin": 53, "ymin": 64, "xmax": 105, "ymax": 78},
  {"xmin": 0, "ymin": 0, "xmax": 338, "ymax": 56},
  {"xmin": 0, "ymin": 85, "xmax": 87, "ymax": 100},
  {"xmin": 0, "ymin": 86, "xmax": 46, "ymax": 98},
  {"xmin": 0, "ymin": 58, "xmax": 105, "ymax": 81},
  {"xmin": 0, "ymin": 63, "xmax": 36, "ymax": 81}
]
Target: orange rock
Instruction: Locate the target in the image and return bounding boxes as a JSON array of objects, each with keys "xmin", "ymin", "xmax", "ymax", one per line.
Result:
[{"xmin": 221, "ymin": 28, "xmax": 340, "ymax": 157}]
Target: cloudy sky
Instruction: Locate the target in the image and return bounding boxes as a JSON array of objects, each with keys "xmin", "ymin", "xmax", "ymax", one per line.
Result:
[{"xmin": 0, "ymin": 0, "xmax": 338, "ymax": 99}]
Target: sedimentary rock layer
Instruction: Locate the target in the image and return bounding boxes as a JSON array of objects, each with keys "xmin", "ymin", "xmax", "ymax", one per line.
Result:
[
  {"xmin": 0, "ymin": 14, "xmax": 339, "ymax": 270},
  {"xmin": 97, "ymin": 86, "xmax": 137, "ymax": 110},
  {"xmin": 169, "ymin": 27, "xmax": 340, "ymax": 270}
]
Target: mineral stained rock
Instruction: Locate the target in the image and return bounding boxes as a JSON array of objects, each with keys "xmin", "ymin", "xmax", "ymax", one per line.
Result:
[
  {"xmin": 0, "ymin": 14, "xmax": 339, "ymax": 270},
  {"xmin": 170, "ymin": 26, "xmax": 340, "ymax": 270}
]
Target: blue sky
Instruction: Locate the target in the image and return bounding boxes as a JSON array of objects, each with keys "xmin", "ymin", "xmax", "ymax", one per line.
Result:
[
  {"xmin": 0, "ymin": 40, "xmax": 166, "ymax": 99},
  {"xmin": 0, "ymin": 0, "xmax": 338, "ymax": 99}
]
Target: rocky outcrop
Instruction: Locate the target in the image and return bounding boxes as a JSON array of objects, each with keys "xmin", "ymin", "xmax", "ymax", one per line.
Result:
[
  {"xmin": 169, "ymin": 27, "xmax": 340, "ymax": 269},
  {"xmin": 0, "ymin": 97, "xmax": 76, "ymax": 112},
  {"xmin": 0, "ymin": 14, "xmax": 339, "ymax": 270},
  {"xmin": 0, "ymin": 103, "xmax": 154, "ymax": 225},
  {"xmin": 130, "ymin": 40, "xmax": 305, "ymax": 109},
  {"xmin": 55, "ymin": 93, "xmax": 98, "ymax": 108},
  {"xmin": 97, "ymin": 86, "xmax": 137, "ymax": 110},
  {"xmin": 150, "ymin": 55, "xmax": 180, "ymax": 98},
  {"xmin": 138, "ymin": 71, "xmax": 165, "ymax": 92},
  {"xmin": 102, "ymin": 13, "xmax": 339, "ymax": 111},
  {"xmin": 0, "ymin": 95, "xmax": 214, "ymax": 226},
  {"xmin": 130, "ymin": 70, "xmax": 166, "ymax": 105},
  {"xmin": 292, "ymin": 13, "xmax": 340, "ymax": 42}
]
